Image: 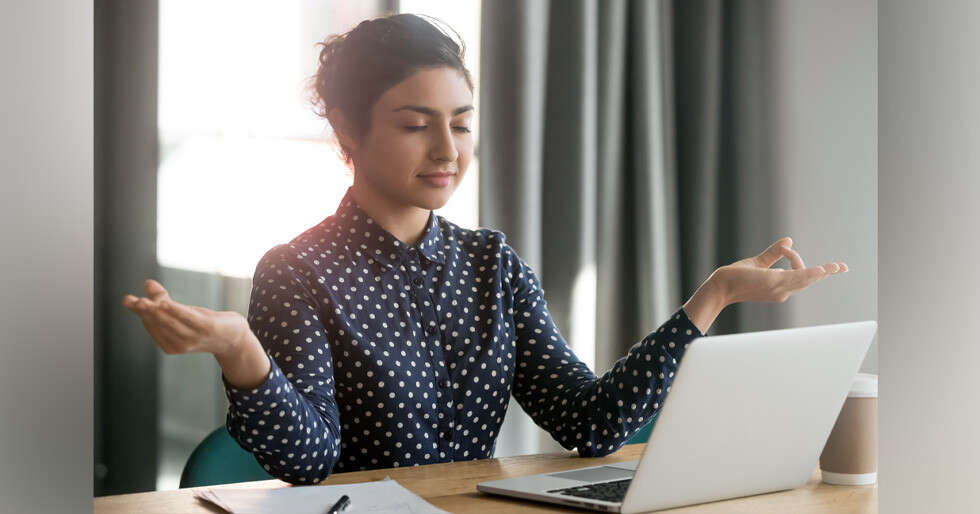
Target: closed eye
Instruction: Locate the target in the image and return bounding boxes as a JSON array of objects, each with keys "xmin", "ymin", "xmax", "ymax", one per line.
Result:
[{"xmin": 404, "ymin": 126, "xmax": 471, "ymax": 133}]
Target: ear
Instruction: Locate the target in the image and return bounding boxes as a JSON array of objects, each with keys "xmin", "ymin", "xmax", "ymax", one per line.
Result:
[{"xmin": 327, "ymin": 108, "xmax": 360, "ymax": 153}]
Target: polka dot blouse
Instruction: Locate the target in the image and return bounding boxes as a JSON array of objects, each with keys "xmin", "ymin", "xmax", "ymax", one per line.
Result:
[{"xmin": 222, "ymin": 187, "xmax": 704, "ymax": 484}]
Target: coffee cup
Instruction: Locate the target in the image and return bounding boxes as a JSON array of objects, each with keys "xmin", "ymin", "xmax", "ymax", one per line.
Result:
[{"xmin": 819, "ymin": 373, "xmax": 878, "ymax": 485}]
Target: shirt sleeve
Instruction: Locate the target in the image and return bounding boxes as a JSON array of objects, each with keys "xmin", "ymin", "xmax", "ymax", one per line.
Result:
[
  {"xmin": 222, "ymin": 244, "xmax": 342, "ymax": 484},
  {"xmin": 503, "ymin": 243, "xmax": 704, "ymax": 458}
]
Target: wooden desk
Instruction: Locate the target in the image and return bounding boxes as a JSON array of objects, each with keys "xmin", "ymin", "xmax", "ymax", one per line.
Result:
[{"xmin": 94, "ymin": 444, "xmax": 876, "ymax": 513}]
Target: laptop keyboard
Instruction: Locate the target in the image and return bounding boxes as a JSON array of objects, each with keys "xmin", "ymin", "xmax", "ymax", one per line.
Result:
[{"xmin": 548, "ymin": 478, "xmax": 632, "ymax": 503}]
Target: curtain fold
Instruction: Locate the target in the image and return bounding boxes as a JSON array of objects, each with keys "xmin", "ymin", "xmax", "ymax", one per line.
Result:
[
  {"xmin": 94, "ymin": 0, "xmax": 161, "ymax": 495},
  {"xmin": 479, "ymin": 0, "xmax": 559, "ymax": 457},
  {"xmin": 479, "ymin": 0, "xmax": 788, "ymax": 458},
  {"xmin": 673, "ymin": 0, "xmax": 789, "ymax": 335}
]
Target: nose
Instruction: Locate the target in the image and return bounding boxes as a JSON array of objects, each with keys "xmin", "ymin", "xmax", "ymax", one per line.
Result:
[{"xmin": 428, "ymin": 123, "xmax": 459, "ymax": 163}]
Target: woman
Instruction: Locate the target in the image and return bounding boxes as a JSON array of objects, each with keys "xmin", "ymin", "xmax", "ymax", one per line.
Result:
[{"xmin": 123, "ymin": 14, "xmax": 846, "ymax": 485}]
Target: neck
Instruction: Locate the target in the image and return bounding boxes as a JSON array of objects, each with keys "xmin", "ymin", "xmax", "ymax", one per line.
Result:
[{"xmin": 350, "ymin": 178, "xmax": 430, "ymax": 247}]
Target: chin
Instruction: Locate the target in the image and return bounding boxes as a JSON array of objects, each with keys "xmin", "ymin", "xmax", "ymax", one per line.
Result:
[
  {"xmin": 414, "ymin": 192, "xmax": 452, "ymax": 211},
  {"xmin": 408, "ymin": 179, "xmax": 458, "ymax": 208}
]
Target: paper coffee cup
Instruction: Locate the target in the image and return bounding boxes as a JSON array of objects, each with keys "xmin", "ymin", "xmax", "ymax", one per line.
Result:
[{"xmin": 820, "ymin": 373, "xmax": 878, "ymax": 485}]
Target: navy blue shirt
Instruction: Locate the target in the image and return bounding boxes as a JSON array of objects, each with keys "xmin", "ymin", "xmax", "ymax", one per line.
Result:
[{"xmin": 223, "ymin": 187, "xmax": 704, "ymax": 484}]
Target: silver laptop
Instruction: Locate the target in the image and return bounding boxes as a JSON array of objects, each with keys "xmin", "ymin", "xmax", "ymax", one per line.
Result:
[{"xmin": 477, "ymin": 320, "xmax": 877, "ymax": 513}]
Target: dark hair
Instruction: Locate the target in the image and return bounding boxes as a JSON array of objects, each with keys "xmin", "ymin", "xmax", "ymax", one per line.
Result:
[{"xmin": 307, "ymin": 13, "xmax": 474, "ymax": 166}]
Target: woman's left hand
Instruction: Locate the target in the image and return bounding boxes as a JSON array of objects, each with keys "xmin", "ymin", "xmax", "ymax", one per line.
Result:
[
  {"xmin": 683, "ymin": 237, "xmax": 847, "ymax": 334},
  {"xmin": 713, "ymin": 237, "xmax": 847, "ymax": 305}
]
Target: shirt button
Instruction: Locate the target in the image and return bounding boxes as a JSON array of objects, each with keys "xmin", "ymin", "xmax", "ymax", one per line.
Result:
[
  {"xmin": 413, "ymin": 277, "xmax": 424, "ymax": 287},
  {"xmin": 426, "ymin": 325, "xmax": 437, "ymax": 335},
  {"xmin": 440, "ymin": 379, "xmax": 451, "ymax": 388}
]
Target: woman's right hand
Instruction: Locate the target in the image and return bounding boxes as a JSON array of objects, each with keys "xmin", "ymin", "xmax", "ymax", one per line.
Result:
[
  {"xmin": 123, "ymin": 279, "xmax": 272, "ymax": 389},
  {"xmin": 121, "ymin": 279, "xmax": 249, "ymax": 359}
]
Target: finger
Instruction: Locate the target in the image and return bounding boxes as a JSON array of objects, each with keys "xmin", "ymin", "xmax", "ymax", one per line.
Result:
[
  {"xmin": 822, "ymin": 262, "xmax": 842, "ymax": 274},
  {"xmin": 122, "ymin": 295, "xmax": 141, "ymax": 310},
  {"xmin": 156, "ymin": 307, "xmax": 199, "ymax": 343},
  {"xmin": 129, "ymin": 297, "xmax": 181, "ymax": 331},
  {"xmin": 756, "ymin": 237, "xmax": 794, "ymax": 268},
  {"xmin": 138, "ymin": 315, "xmax": 180, "ymax": 353},
  {"xmin": 128, "ymin": 297, "xmax": 154, "ymax": 315},
  {"xmin": 145, "ymin": 279, "xmax": 170, "ymax": 301},
  {"xmin": 159, "ymin": 299, "xmax": 210, "ymax": 332},
  {"xmin": 785, "ymin": 266, "xmax": 828, "ymax": 290},
  {"xmin": 839, "ymin": 261, "xmax": 849, "ymax": 272},
  {"xmin": 779, "ymin": 245, "xmax": 806, "ymax": 270},
  {"xmin": 139, "ymin": 300, "xmax": 196, "ymax": 336},
  {"xmin": 144, "ymin": 323, "xmax": 187, "ymax": 355},
  {"xmin": 141, "ymin": 308, "xmax": 197, "ymax": 352}
]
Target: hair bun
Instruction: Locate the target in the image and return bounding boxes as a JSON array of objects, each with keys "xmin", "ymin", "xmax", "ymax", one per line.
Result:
[{"xmin": 305, "ymin": 14, "xmax": 473, "ymax": 167}]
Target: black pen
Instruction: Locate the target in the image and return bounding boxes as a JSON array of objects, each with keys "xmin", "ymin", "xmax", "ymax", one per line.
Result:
[{"xmin": 326, "ymin": 494, "xmax": 351, "ymax": 514}]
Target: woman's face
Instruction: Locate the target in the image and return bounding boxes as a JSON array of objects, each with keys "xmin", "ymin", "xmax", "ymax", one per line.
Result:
[{"xmin": 349, "ymin": 67, "xmax": 474, "ymax": 211}]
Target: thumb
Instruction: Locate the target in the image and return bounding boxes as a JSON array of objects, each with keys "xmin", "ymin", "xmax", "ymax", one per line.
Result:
[{"xmin": 144, "ymin": 279, "xmax": 170, "ymax": 301}]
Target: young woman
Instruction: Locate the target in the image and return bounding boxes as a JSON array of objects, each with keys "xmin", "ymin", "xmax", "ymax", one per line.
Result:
[{"xmin": 123, "ymin": 14, "xmax": 847, "ymax": 485}]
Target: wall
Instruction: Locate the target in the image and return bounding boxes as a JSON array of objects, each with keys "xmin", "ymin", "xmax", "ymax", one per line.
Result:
[
  {"xmin": 768, "ymin": 0, "xmax": 878, "ymax": 373},
  {"xmin": 880, "ymin": 1, "xmax": 980, "ymax": 511},
  {"xmin": 0, "ymin": 1, "xmax": 94, "ymax": 510}
]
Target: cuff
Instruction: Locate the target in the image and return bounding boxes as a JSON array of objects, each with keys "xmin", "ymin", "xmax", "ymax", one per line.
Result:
[
  {"xmin": 222, "ymin": 354, "xmax": 293, "ymax": 408},
  {"xmin": 673, "ymin": 306, "xmax": 705, "ymax": 338}
]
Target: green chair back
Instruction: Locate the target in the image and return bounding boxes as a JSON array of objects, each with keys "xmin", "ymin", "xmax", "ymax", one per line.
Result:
[
  {"xmin": 179, "ymin": 426, "xmax": 273, "ymax": 488},
  {"xmin": 625, "ymin": 411, "xmax": 660, "ymax": 445}
]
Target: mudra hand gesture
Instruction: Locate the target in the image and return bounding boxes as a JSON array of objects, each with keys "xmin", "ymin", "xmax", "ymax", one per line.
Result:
[
  {"xmin": 122, "ymin": 280, "xmax": 270, "ymax": 388},
  {"xmin": 122, "ymin": 280, "xmax": 250, "ymax": 358},
  {"xmin": 718, "ymin": 236, "xmax": 847, "ymax": 303},
  {"xmin": 682, "ymin": 237, "xmax": 848, "ymax": 333}
]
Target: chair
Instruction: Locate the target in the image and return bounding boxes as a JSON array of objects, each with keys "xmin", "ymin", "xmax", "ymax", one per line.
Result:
[
  {"xmin": 625, "ymin": 411, "xmax": 660, "ymax": 445},
  {"xmin": 179, "ymin": 426, "xmax": 273, "ymax": 488}
]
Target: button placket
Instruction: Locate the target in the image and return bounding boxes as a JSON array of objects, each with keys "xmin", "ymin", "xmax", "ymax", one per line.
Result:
[{"xmin": 406, "ymin": 251, "xmax": 455, "ymax": 457}]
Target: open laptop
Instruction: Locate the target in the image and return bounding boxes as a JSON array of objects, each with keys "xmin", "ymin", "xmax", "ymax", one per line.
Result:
[{"xmin": 477, "ymin": 320, "xmax": 877, "ymax": 513}]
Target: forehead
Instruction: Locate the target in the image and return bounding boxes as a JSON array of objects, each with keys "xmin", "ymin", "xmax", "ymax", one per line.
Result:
[{"xmin": 375, "ymin": 67, "xmax": 473, "ymax": 115}]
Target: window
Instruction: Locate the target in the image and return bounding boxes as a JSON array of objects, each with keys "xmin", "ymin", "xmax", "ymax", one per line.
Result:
[{"xmin": 158, "ymin": 0, "xmax": 482, "ymax": 279}]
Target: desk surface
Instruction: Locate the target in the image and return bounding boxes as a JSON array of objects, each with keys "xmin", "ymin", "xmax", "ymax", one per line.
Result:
[{"xmin": 94, "ymin": 444, "xmax": 876, "ymax": 513}]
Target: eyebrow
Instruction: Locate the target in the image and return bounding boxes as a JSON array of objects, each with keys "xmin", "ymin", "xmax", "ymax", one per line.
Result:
[{"xmin": 392, "ymin": 105, "xmax": 474, "ymax": 116}]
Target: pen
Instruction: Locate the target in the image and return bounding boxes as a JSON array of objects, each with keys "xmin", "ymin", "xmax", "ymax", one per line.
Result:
[{"xmin": 326, "ymin": 494, "xmax": 351, "ymax": 514}]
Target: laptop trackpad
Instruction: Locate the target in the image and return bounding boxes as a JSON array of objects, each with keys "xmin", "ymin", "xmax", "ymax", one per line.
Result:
[{"xmin": 547, "ymin": 466, "xmax": 635, "ymax": 483}]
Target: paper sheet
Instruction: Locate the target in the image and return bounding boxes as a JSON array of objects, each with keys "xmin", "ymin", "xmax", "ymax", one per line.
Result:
[{"xmin": 193, "ymin": 476, "xmax": 449, "ymax": 514}]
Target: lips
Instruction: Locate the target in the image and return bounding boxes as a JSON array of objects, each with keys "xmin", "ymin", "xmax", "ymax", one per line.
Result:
[{"xmin": 418, "ymin": 173, "xmax": 455, "ymax": 188}]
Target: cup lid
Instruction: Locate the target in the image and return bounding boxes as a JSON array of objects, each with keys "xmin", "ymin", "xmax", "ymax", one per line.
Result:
[{"xmin": 849, "ymin": 373, "xmax": 878, "ymax": 397}]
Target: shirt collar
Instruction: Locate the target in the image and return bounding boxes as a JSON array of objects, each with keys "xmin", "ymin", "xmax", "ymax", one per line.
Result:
[{"xmin": 333, "ymin": 187, "xmax": 447, "ymax": 271}]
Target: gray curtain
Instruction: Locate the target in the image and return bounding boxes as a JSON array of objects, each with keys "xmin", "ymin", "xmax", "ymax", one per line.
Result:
[
  {"xmin": 480, "ymin": 0, "xmax": 787, "ymax": 456},
  {"xmin": 672, "ymin": 0, "xmax": 788, "ymax": 338},
  {"xmin": 94, "ymin": 0, "xmax": 160, "ymax": 495}
]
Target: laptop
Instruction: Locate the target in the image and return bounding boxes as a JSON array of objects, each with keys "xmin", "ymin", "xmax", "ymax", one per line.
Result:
[{"xmin": 477, "ymin": 320, "xmax": 877, "ymax": 513}]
